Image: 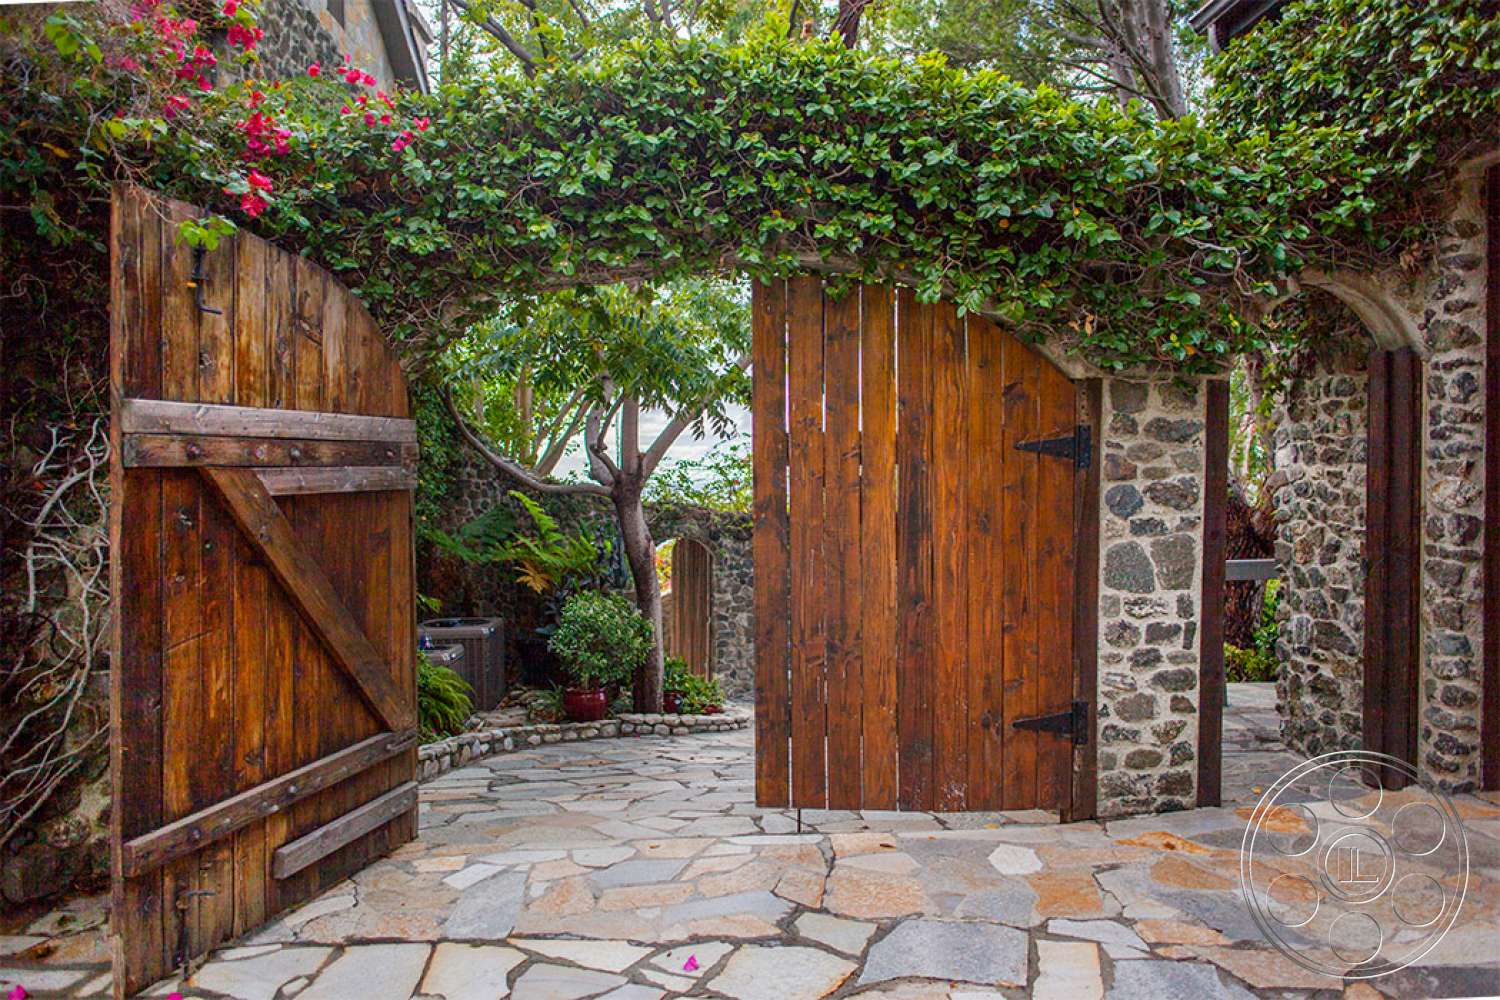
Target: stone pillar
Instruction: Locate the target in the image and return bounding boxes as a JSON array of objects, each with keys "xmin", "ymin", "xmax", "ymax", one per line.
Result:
[
  {"xmin": 1415, "ymin": 186, "xmax": 1487, "ymax": 790},
  {"xmin": 1094, "ymin": 378, "xmax": 1208, "ymax": 817}
]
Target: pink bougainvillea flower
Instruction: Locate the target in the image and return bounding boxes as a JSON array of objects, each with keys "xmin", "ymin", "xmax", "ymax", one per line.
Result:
[
  {"xmin": 379, "ymin": 113, "xmax": 391, "ymax": 125},
  {"xmin": 361, "ymin": 71, "xmax": 376, "ymax": 86},
  {"xmin": 223, "ymin": 0, "xmax": 238, "ymax": 14},
  {"xmin": 364, "ymin": 111, "xmax": 377, "ymax": 127},
  {"xmin": 343, "ymin": 67, "xmax": 363, "ymax": 84},
  {"xmin": 9, "ymin": 983, "xmax": 28, "ymax": 1000},
  {"xmin": 163, "ymin": 94, "xmax": 192, "ymax": 119},
  {"xmin": 307, "ymin": 61, "xmax": 321, "ymax": 77},
  {"xmin": 413, "ymin": 116, "xmax": 430, "ymax": 132},
  {"xmin": 340, "ymin": 105, "xmax": 352, "ymax": 114},
  {"xmin": 682, "ymin": 955, "xmax": 700, "ymax": 972},
  {"xmin": 247, "ymin": 169, "xmax": 273, "ymax": 192},
  {"xmin": 240, "ymin": 192, "xmax": 268, "ymax": 218},
  {"xmin": 392, "ymin": 129, "xmax": 414, "ymax": 152}
]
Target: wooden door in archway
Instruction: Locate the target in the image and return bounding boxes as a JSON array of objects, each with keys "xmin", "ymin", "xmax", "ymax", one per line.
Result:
[
  {"xmin": 753, "ymin": 277, "xmax": 1084, "ymax": 813},
  {"xmin": 666, "ymin": 539, "xmax": 714, "ymax": 677},
  {"xmin": 109, "ymin": 186, "xmax": 417, "ymax": 997}
]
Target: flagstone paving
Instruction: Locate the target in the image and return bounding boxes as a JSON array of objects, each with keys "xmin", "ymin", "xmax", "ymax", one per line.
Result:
[{"xmin": 6, "ymin": 685, "xmax": 1500, "ymax": 998}]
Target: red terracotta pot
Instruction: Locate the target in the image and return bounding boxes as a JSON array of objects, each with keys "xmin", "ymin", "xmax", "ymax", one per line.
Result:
[
  {"xmin": 564, "ymin": 686, "xmax": 608, "ymax": 722},
  {"xmin": 663, "ymin": 691, "xmax": 684, "ymax": 714}
]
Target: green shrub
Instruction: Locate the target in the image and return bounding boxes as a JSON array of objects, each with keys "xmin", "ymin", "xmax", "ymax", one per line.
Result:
[
  {"xmin": 663, "ymin": 656, "xmax": 691, "ymax": 694},
  {"xmin": 417, "ymin": 652, "xmax": 474, "ymax": 741},
  {"xmin": 548, "ymin": 592, "xmax": 653, "ymax": 689},
  {"xmin": 679, "ymin": 673, "xmax": 725, "ymax": 714},
  {"xmin": 1225, "ymin": 643, "xmax": 1278, "ymax": 683}
]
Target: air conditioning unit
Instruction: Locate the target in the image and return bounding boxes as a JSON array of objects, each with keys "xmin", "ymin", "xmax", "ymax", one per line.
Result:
[{"xmin": 419, "ymin": 617, "xmax": 505, "ymax": 712}]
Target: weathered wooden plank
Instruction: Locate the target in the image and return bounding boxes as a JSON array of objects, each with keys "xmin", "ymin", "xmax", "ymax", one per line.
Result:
[
  {"xmin": 234, "ymin": 235, "xmax": 271, "ymax": 408},
  {"xmin": 964, "ymin": 317, "xmax": 1007, "ymax": 811},
  {"xmin": 895, "ymin": 289, "xmax": 935, "ymax": 811},
  {"xmin": 293, "ymin": 259, "xmax": 325, "ymax": 412},
  {"xmin": 1000, "ymin": 333, "xmax": 1040, "ymax": 810},
  {"xmin": 256, "ymin": 466, "xmax": 418, "ymax": 496},
  {"xmin": 122, "ymin": 433, "xmax": 416, "ymax": 469},
  {"xmin": 787, "ymin": 276, "xmax": 828, "ymax": 808},
  {"xmin": 1198, "ymin": 380, "xmax": 1229, "ymax": 808},
  {"xmin": 752, "ymin": 280, "xmax": 793, "ymax": 808},
  {"xmin": 1034, "ymin": 361, "xmax": 1076, "ymax": 813},
  {"xmin": 200, "ymin": 468, "xmax": 414, "ymax": 731},
  {"xmin": 193, "ymin": 486, "xmax": 239, "ymax": 950},
  {"xmin": 1364, "ymin": 348, "xmax": 1392, "ymax": 788},
  {"xmin": 271, "ymin": 782, "xmax": 419, "ymax": 880},
  {"xmin": 268, "ymin": 247, "xmax": 297, "ymax": 410},
  {"xmin": 1067, "ymin": 379, "xmax": 1103, "ymax": 823},
  {"xmin": 930, "ymin": 302, "xmax": 969, "ymax": 811},
  {"xmin": 823, "ymin": 286, "xmax": 864, "ymax": 810},
  {"xmin": 120, "ymin": 398, "xmax": 418, "ymax": 442},
  {"xmin": 1386, "ymin": 349, "xmax": 1421, "ymax": 788},
  {"xmin": 109, "ymin": 186, "xmax": 168, "ymax": 997},
  {"xmin": 859, "ymin": 286, "xmax": 899, "ymax": 810}
]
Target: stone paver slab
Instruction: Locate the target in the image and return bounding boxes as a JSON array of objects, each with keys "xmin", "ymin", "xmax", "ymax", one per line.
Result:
[
  {"xmin": 420, "ymin": 943, "xmax": 526, "ymax": 1000},
  {"xmin": 710, "ymin": 945, "xmax": 856, "ymax": 1000},
  {"xmin": 444, "ymin": 872, "xmax": 527, "ymax": 939},
  {"xmin": 793, "ymin": 913, "xmax": 875, "ymax": 956},
  {"xmin": 1106, "ymin": 960, "xmax": 1255, "ymax": 1000},
  {"xmin": 299, "ymin": 943, "xmax": 429, "ymax": 1000},
  {"xmin": 858, "ymin": 918, "xmax": 1027, "ymax": 988},
  {"xmin": 510, "ymin": 962, "xmax": 626, "ymax": 1000},
  {"xmin": 511, "ymin": 938, "xmax": 652, "ymax": 972},
  {"xmin": 190, "ymin": 945, "xmax": 332, "ymax": 1000},
  {"xmin": 1033, "ymin": 940, "xmax": 1102, "ymax": 1000}
]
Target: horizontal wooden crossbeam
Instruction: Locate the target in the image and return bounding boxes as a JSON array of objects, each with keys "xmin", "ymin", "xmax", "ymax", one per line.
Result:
[
  {"xmin": 200, "ymin": 467, "xmax": 415, "ymax": 732},
  {"xmin": 256, "ymin": 466, "xmax": 417, "ymax": 495},
  {"xmin": 120, "ymin": 398, "xmax": 416, "ymax": 443},
  {"xmin": 120, "ymin": 730, "xmax": 417, "ymax": 878},
  {"xmin": 272, "ymin": 782, "xmax": 419, "ymax": 879},
  {"xmin": 122, "ymin": 434, "xmax": 417, "ymax": 469}
]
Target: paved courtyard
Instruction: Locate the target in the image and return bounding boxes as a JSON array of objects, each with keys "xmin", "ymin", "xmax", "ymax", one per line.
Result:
[{"xmin": 5, "ymin": 685, "xmax": 1500, "ymax": 999}]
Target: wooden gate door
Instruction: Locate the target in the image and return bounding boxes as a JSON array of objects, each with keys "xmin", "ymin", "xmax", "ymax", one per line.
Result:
[
  {"xmin": 667, "ymin": 539, "xmax": 714, "ymax": 677},
  {"xmin": 109, "ymin": 186, "xmax": 418, "ymax": 997},
  {"xmin": 753, "ymin": 278, "xmax": 1082, "ymax": 813}
]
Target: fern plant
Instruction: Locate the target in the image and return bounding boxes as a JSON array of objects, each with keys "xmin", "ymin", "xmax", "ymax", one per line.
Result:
[
  {"xmin": 430, "ymin": 491, "xmax": 603, "ymax": 594},
  {"xmin": 417, "ymin": 652, "xmax": 475, "ymax": 741}
]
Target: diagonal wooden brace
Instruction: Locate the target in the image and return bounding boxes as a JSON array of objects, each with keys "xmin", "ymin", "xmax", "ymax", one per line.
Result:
[{"xmin": 199, "ymin": 467, "xmax": 414, "ymax": 732}]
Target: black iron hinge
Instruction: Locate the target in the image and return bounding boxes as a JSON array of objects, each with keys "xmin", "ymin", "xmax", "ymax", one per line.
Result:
[
  {"xmin": 1014, "ymin": 425, "xmax": 1091, "ymax": 469},
  {"xmin": 1011, "ymin": 700, "xmax": 1090, "ymax": 746}
]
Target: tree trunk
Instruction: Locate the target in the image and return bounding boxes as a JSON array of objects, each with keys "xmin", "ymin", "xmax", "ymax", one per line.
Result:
[{"xmin": 613, "ymin": 480, "xmax": 664, "ymax": 711}]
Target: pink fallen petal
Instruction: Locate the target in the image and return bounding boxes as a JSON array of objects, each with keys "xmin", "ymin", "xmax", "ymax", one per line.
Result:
[
  {"xmin": 682, "ymin": 955, "xmax": 699, "ymax": 972},
  {"xmin": 10, "ymin": 984, "xmax": 29, "ymax": 1000}
]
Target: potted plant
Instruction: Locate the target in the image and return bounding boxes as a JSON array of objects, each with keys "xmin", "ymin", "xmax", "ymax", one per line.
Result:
[
  {"xmin": 662, "ymin": 656, "xmax": 690, "ymax": 713},
  {"xmin": 548, "ymin": 591, "xmax": 653, "ymax": 722}
]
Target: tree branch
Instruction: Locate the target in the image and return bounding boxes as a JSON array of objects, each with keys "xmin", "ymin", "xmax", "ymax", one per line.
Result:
[
  {"xmin": 640, "ymin": 351, "xmax": 751, "ymax": 478},
  {"xmin": 444, "ymin": 388, "xmax": 610, "ymax": 497},
  {"xmin": 446, "ymin": 0, "xmax": 539, "ymax": 74}
]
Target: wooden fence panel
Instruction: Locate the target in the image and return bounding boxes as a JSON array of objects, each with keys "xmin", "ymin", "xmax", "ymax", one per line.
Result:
[{"xmin": 110, "ymin": 185, "xmax": 417, "ymax": 997}]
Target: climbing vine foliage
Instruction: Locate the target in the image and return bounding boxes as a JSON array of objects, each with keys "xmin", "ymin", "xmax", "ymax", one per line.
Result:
[{"xmin": 5, "ymin": 0, "xmax": 1500, "ymax": 372}]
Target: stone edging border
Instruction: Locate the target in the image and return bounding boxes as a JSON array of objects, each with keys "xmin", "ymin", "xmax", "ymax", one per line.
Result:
[{"xmin": 417, "ymin": 709, "xmax": 751, "ymax": 781}]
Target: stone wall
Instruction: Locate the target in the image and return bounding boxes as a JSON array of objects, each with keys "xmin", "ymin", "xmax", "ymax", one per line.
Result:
[
  {"xmin": 240, "ymin": 1, "xmax": 411, "ymax": 89},
  {"xmin": 1410, "ymin": 185, "xmax": 1487, "ymax": 790},
  {"xmin": 1094, "ymin": 379, "xmax": 1208, "ymax": 818},
  {"xmin": 1270, "ymin": 352, "xmax": 1369, "ymax": 758},
  {"xmin": 1267, "ymin": 179, "xmax": 1488, "ymax": 792},
  {"xmin": 247, "ymin": 0, "xmax": 343, "ymax": 84}
]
